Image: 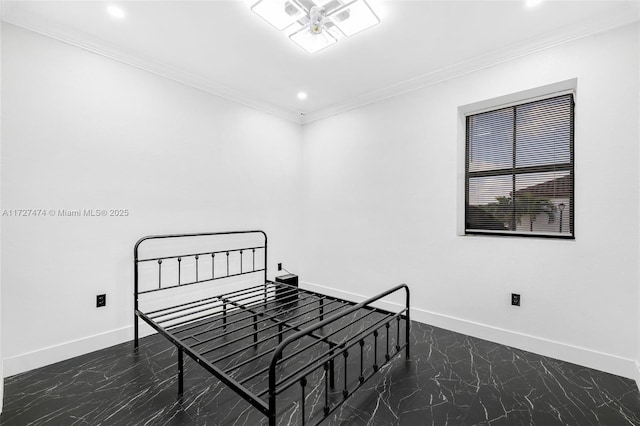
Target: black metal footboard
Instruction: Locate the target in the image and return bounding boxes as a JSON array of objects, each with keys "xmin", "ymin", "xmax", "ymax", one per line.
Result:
[{"xmin": 267, "ymin": 284, "xmax": 410, "ymax": 426}]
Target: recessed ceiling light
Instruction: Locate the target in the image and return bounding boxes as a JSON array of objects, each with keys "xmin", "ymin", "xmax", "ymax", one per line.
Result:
[
  {"xmin": 525, "ymin": 0, "xmax": 543, "ymax": 8},
  {"xmin": 107, "ymin": 4, "xmax": 126, "ymax": 19},
  {"xmin": 297, "ymin": 91, "xmax": 308, "ymax": 100}
]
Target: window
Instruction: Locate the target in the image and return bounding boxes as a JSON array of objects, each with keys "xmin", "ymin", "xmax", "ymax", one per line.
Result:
[{"xmin": 465, "ymin": 93, "xmax": 574, "ymax": 238}]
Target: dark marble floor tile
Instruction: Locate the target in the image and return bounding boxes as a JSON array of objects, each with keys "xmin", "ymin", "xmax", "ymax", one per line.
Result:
[{"xmin": 2, "ymin": 320, "xmax": 639, "ymax": 425}]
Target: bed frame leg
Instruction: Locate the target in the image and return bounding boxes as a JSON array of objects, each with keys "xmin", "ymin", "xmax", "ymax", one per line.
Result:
[
  {"xmin": 405, "ymin": 289, "xmax": 411, "ymax": 360},
  {"xmin": 178, "ymin": 347, "xmax": 184, "ymax": 397},
  {"xmin": 404, "ymin": 285, "xmax": 411, "ymax": 361},
  {"xmin": 329, "ymin": 343, "xmax": 336, "ymax": 389},
  {"xmin": 405, "ymin": 313, "xmax": 411, "ymax": 360},
  {"xmin": 134, "ymin": 315, "xmax": 139, "ymax": 350},
  {"xmin": 223, "ymin": 302, "xmax": 227, "ymax": 330},
  {"xmin": 268, "ymin": 389, "xmax": 277, "ymax": 426},
  {"xmin": 253, "ymin": 314, "xmax": 258, "ymax": 348}
]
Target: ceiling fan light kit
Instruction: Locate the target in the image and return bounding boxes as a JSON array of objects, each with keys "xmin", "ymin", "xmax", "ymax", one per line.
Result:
[{"xmin": 251, "ymin": 0, "xmax": 380, "ymax": 53}]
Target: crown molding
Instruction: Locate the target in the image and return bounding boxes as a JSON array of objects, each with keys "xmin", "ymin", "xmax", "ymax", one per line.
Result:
[
  {"xmin": 2, "ymin": 2, "xmax": 637, "ymax": 126},
  {"xmin": 0, "ymin": 4, "xmax": 303, "ymax": 124},
  {"xmin": 301, "ymin": 3, "xmax": 639, "ymax": 124}
]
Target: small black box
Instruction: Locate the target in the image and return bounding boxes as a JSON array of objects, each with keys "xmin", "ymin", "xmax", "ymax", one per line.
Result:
[{"xmin": 275, "ymin": 274, "xmax": 298, "ymax": 302}]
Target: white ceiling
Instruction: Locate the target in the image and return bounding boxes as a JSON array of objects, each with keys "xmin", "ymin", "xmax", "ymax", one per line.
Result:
[{"xmin": 2, "ymin": 0, "xmax": 639, "ymax": 123}]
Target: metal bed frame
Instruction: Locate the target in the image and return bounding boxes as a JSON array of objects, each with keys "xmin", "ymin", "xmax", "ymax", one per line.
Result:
[{"xmin": 134, "ymin": 230, "xmax": 410, "ymax": 425}]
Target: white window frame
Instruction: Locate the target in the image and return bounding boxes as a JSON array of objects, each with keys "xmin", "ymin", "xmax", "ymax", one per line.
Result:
[{"xmin": 457, "ymin": 79, "xmax": 577, "ymax": 237}]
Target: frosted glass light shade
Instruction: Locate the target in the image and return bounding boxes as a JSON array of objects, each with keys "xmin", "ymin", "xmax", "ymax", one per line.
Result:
[
  {"xmin": 251, "ymin": 0, "xmax": 381, "ymax": 53},
  {"xmin": 289, "ymin": 25, "xmax": 337, "ymax": 53},
  {"xmin": 328, "ymin": 0, "xmax": 379, "ymax": 37},
  {"xmin": 252, "ymin": 0, "xmax": 306, "ymax": 31},
  {"xmin": 311, "ymin": 0, "xmax": 334, "ymax": 6}
]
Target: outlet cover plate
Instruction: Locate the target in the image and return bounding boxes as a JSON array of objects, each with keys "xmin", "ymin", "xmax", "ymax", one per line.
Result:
[
  {"xmin": 97, "ymin": 294, "xmax": 106, "ymax": 308},
  {"xmin": 511, "ymin": 293, "xmax": 520, "ymax": 306}
]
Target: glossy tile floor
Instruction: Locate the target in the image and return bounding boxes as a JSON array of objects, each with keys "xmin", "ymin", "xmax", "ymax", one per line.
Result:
[{"xmin": 2, "ymin": 321, "xmax": 640, "ymax": 425}]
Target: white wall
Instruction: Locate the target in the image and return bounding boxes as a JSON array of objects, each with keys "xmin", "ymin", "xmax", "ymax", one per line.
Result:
[
  {"xmin": 301, "ymin": 23, "xmax": 639, "ymax": 378},
  {"xmin": 0, "ymin": 17, "xmax": 4, "ymax": 413},
  {"xmin": 635, "ymin": 20, "xmax": 640, "ymax": 389},
  {"xmin": 2, "ymin": 20, "xmax": 639, "ymax": 384},
  {"xmin": 1, "ymin": 24, "xmax": 303, "ymax": 375}
]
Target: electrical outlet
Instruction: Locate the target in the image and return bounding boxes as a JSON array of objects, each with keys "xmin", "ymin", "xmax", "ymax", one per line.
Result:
[
  {"xmin": 511, "ymin": 293, "xmax": 520, "ymax": 306},
  {"xmin": 277, "ymin": 263, "xmax": 282, "ymax": 271},
  {"xmin": 97, "ymin": 294, "xmax": 106, "ymax": 308}
]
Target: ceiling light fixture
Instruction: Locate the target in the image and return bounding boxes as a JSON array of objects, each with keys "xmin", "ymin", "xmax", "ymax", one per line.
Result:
[
  {"xmin": 525, "ymin": 0, "xmax": 543, "ymax": 8},
  {"xmin": 297, "ymin": 91, "xmax": 308, "ymax": 100},
  {"xmin": 251, "ymin": 0, "xmax": 380, "ymax": 54}
]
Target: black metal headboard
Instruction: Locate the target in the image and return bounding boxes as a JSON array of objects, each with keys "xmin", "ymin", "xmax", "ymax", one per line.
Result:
[{"xmin": 133, "ymin": 230, "xmax": 267, "ymax": 342}]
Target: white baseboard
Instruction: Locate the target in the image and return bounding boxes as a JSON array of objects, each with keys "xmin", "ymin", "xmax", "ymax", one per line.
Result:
[
  {"xmin": 302, "ymin": 280, "xmax": 639, "ymax": 382},
  {"xmin": 3, "ymin": 326, "xmax": 133, "ymax": 377},
  {"xmin": 4, "ymin": 282, "xmax": 638, "ymax": 389},
  {"xmin": 2, "ymin": 287, "xmax": 270, "ymax": 378}
]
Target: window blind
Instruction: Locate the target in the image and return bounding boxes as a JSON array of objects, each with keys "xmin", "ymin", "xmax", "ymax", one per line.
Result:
[{"xmin": 465, "ymin": 93, "xmax": 574, "ymax": 238}]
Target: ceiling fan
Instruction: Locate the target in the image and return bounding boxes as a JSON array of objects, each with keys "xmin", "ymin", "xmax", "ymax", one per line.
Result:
[{"xmin": 251, "ymin": 0, "xmax": 380, "ymax": 54}]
